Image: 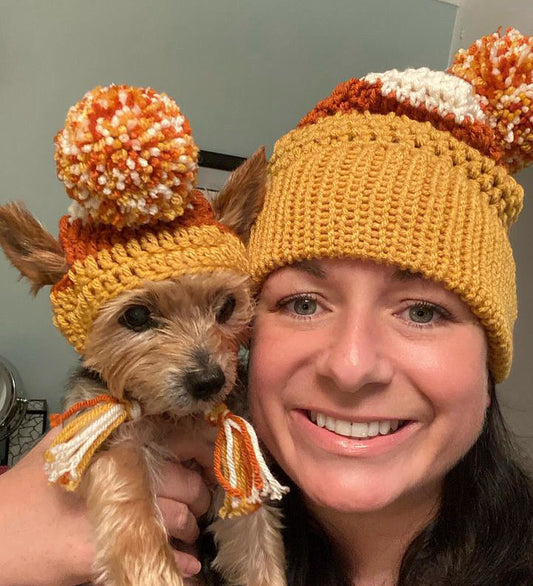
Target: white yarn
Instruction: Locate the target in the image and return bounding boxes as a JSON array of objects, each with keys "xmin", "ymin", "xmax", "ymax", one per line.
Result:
[
  {"xmin": 223, "ymin": 416, "xmax": 239, "ymax": 490},
  {"xmin": 45, "ymin": 400, "xmax": 141, "ymax": 483},
  {"xmin": 218, "ymin": 410, "xmax": 289, "ymax": 510},
  {"xmin": 363, "ymin": 68, "xmax": 486, "ymax": 125},
  {"xmin": 240, "ymin": 417, "xmax": 289, "ymax": 501}
]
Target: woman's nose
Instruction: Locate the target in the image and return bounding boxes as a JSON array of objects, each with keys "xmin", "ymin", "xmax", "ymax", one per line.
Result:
[{"xmin": 315, "ymin": 314, "xmax": 394, "ymax": 392}]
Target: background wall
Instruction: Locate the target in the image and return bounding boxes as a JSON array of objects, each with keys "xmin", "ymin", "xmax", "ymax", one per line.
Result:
[{"xmin": 0, "ymin": 0, "xmax": 531, "ymax": 454}]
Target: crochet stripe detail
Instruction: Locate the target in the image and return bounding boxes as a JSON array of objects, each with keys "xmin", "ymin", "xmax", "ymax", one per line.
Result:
[
  {"xmin": 55, "ymin": 190, "xmax": 223, "ymax": 273},
  {"xmin": 51, "ymin": 223, "xmax": 247, "ymax": 352},
  {"xmin": 298, "ymin": 77, "xmax": 504, "ymax": 165}
]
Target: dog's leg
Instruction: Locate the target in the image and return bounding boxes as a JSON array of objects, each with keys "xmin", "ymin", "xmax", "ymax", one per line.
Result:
[
  {"xmin": 83, "ymin": 441, "xmax": 183, "ymax": 586},
  {"xmin": 210, "ymin": 500, "xmax": 286, "ymax": 586}
]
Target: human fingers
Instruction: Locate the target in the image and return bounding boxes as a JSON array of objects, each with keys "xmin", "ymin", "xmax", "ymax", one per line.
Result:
[
  {"xmin": 163, "ymin": 419, "xmax": 217, "ymax": 467},
  {"xmin": 158, "ymin": 497, "xmax": 200, "ymax": 544},
  {"xmin": 0, "ymin": 439, "xmax": 95, "ymax": 586},
  {"xmin": 157, "ymin": 461, "xmax": 212, "ymax": 518},
  {"xmin": 172, "ymin": 549, "xmax": 202, "ymax": 578}
]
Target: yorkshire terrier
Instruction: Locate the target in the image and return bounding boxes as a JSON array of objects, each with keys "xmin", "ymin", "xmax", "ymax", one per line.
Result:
[{"xmin": 0, "ymin": 85, "xmax": 286, "ymax": 586}]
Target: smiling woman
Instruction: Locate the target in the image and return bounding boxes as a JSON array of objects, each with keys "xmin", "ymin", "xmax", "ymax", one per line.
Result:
[
  {"xmin": 245, "ymin": 28, "xmax": 533, "ymax": 586},
  {"xmin": 250, "ymin": 259, "xmax": 489, "ymax": 513}
]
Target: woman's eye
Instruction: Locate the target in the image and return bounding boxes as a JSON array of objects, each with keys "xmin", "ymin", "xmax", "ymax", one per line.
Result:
[
  {"xmin": 403, "ymin": 302, "xmax": 450, "ymax": 326},
  {"xmin": 409, "ymin": 304, "xmax": 435, "ymax": 324},
  {"xmin": 279, "ymin": 295, "xmax": 319, "ymax": 317},
  {"xmin": 119, "ymin": 305, "xmax": 155, "ymax": 332},
  {"xmin": 216, "ymin": 295, "xmax": 236, "ymax": 324},
  {"xmin": 293, "ymin": 296, "xmax": 318, "ymax": 315}
]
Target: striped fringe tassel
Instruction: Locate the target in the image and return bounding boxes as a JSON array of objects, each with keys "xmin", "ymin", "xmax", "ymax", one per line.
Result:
[
  {"xmin": 206, "ymin": 404, "xmax": 289, "ymax": 518},
  {"xmin": 44, "ymin": 394, "xmax": 141, "ymax": 491}
]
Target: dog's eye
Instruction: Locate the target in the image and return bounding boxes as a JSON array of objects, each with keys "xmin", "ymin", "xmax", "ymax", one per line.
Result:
[
  {"xmin": 216, "ymin": 295, "xmax": 236, "ymax": 324},
  {"xmin": 119, "ymin": 305, "xmax": 154, "ymax": 332}
]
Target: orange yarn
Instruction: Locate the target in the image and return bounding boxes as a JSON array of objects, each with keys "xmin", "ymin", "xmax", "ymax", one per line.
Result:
[
  {"xmin": 205, "ymin": 404, "xmax": 290, "ymax": 518},
  {"xmin": 52, "ymin": 191, "xmax": 232, "ymax": 294},
  {"xmin": 55, "ymin": 85, "xmax": 198, "ymax": 229},
  {"xmin": 45, "ymin": 395, "xmax": 142, "ymax": 491},
  {"xmin": 213, "ymin": 412, "xmax": 263, "ymax": 498},
  {"xmin": 449, "ymin": 28, "xmax": 533, "ymax": 172},
  {"xmin": 56, "ymin": 191, "xmax": 220, "ymax": 266},
  {"xmin": 298, "ymin": 78, "xmax": 504, "ymax": 166},
  {"xmin": 50, "ymin": 393, "xmax": 117, "ymax": 427}
]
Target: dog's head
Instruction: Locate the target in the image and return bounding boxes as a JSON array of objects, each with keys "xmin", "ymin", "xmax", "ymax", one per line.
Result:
[{"xmin": 0, "ymin": 147, "xmax": 266, "ymax": 416}]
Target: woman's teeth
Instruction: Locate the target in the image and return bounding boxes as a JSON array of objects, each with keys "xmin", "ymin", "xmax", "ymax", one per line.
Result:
[{"xmin": 308, "ymin": 411, "xmax": 403, "ymax": 439}]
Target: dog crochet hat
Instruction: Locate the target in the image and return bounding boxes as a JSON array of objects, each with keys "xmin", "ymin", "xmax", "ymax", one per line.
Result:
[
  {"xmin": 249, "ymin": 28, "xmax": 533, "ymax": 383},
  {"xmin": 51, "ymin": 85, "xmax": 247, "ymax": 354}
]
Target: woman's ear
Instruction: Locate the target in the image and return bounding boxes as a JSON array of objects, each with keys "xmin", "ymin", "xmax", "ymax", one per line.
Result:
[
  {"xmin": 0, "ymin": 202, "xmax": 68, "ymax": 294},
  {"xmin": 211, "ymin": 146, "xmax": 267, "ymax": 244}
]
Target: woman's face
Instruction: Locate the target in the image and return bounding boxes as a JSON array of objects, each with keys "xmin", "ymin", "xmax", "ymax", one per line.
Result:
[{"xmin": 248, "ymin": 258, "xmax": 489, "ymax": 513}]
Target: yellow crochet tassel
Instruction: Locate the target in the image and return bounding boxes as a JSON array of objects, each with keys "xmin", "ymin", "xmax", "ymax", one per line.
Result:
[
  {"xmin": 205, "ymin": 404, "xmax": 289, "ymax": 518},
  {"xmin": 44, "ymin": 394, "xmax": 141, "ymax": 491}
]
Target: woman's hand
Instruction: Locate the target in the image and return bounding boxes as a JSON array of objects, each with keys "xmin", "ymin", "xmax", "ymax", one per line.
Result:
[
  {"xmin": 156, "ymin": 419, "xmax": 218, "ymax": 579},
  {"xmin": 0, "ymin": 427, "xmax": 94, "ymax": 586},
  {"xmin": 0, "ymin": 422, "xmax": 216, "ymax": 586}
]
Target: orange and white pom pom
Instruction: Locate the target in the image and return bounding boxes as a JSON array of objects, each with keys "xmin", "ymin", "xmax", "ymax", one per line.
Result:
[
  {"xmin": 54, "ymin": 85, "xmax": 199, "ymax": 228},
  {"xmin": 449, "ymin": 28, "xmax": 533, "ymax": 173}
]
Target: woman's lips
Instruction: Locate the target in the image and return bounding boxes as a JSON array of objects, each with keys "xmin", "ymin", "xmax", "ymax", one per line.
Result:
[{"xmin": 290, "ymin": 409, "xmax": 419, "ymax": 457}]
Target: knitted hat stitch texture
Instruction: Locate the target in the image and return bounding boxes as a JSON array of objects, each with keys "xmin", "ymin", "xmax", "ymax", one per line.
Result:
[{"xmin": 249, "ymin": 28, "xmax": 532, "ymax": 383}]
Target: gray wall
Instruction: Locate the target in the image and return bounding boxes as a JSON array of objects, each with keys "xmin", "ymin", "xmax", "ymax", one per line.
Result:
[{"xmin": 0, "ymin": 0, "xmax": 531, "ymax": 455}]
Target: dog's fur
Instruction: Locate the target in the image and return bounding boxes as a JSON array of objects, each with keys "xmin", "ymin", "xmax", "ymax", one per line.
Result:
[{"xmin": 0, "ymin": 147, "xmax": 287, "ymax": 586}]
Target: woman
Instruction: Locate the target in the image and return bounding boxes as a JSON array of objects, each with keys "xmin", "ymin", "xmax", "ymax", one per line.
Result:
[
  {"xmin": 248, "ymin": 259, "xmax": 532, "ymax": 585},
  {"xmin": 241, "ymin": 27, "xmax": 533, "ymax": 585},
  {"xmin": 1, "ymin": 28, "xmax": 532, "ymax": 585},
  {"xmin": 240, "ymin": 27, "xmax": 533, "ymax": 585}
]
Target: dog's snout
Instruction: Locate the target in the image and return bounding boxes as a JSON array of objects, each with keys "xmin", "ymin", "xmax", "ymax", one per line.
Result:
[{"xmin": 183, "ymin": 364, "xmax": 226, "ymax": 401}]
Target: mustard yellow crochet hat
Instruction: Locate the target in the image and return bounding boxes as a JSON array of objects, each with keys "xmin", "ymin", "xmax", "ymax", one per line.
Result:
[
  {"xmin": 249, "ymin": 28, "xmax": 533, "ymax": 383},
  {"xmin": 51, "ymin": 85, "xmax": 247, "ymax": 353}
]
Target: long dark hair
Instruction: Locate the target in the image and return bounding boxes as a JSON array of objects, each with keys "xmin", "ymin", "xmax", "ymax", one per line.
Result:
[{"xmin": 280, "ymin": 379, "xmax": 533, "ymax": 585}]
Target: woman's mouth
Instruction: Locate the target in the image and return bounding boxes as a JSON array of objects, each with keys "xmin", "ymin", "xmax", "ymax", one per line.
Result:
[
  {"xmin": 307, "ymin": 410, "xmax": 409, "ymax": 440},
  {"xmin": 291, "ymin": 410, "xmax": 418, "ymax": 457}
]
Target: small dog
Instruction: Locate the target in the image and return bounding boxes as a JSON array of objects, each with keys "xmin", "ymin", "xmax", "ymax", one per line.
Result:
[{"xmin": 0, "ymin": 86, "xmax": 286, "ymax": 586}]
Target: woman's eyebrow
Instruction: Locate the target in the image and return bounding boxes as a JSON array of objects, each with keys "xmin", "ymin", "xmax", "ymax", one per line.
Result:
[
  {"xmin": 391, "ymin": 268, "xmax": 426, "ymax": 282},
  {"xmin": 290, "ymin": 259, "xmax": 326, "ymax": 279}
]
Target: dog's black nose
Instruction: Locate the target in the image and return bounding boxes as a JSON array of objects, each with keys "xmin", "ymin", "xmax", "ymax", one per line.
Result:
[{"xmin": 183, "ymin": 365, "xmax": 226, "ymax": 401}]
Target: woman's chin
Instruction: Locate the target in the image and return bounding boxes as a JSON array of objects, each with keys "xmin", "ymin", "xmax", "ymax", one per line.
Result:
[
  {"xmin": 291, "ymin": 468, "xmax": 401, "ymax": 514},
  {"xmin": 307, "ymin": 490, "xmax": 395, "ymax": 514}
]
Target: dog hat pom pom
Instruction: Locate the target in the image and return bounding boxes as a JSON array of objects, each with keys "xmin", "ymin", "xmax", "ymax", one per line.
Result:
[
  {"xmin": 54, "ymin": 85, "xmax": 199, "ymax": 229},
  {"xmin": 449, "ymin": 27, "xmax": 533, "ymax": 173}
]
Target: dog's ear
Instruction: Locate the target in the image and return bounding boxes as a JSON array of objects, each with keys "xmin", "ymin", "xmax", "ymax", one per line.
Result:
[
  {"xmin": 0, "ymin": 202, "xmax": 68, "ymax": 295},
  {"xmin": 211, "ymin": 146, "xmax": 267, "ymax": 244}
]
